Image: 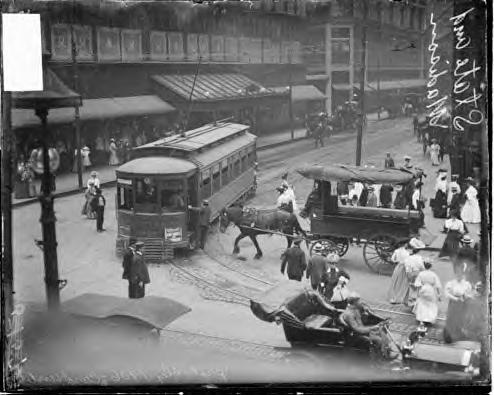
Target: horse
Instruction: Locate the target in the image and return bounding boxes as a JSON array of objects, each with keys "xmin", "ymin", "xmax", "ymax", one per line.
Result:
[{"xmin": 219, "ymin": 206, "xmax": 307, "ymax": 259}]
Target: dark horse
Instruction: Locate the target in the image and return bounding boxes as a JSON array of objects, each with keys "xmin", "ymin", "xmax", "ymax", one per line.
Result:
[{"xmin": 219, "ymin": 206, "xmax": 307, "ymax": 259}]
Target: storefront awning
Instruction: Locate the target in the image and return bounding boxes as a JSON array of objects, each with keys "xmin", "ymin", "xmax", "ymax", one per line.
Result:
[
  {"xmin": 272, "ymin": 85, "xmax": 326, "ymax": 102},
  {"xmin": 152, "ymin": 73, "xmax": 287, "ymax": 105},
  {"xmin": 332, "ymin": 79, "xmax": 426, "ymax": 92},
  {"xmin": 12, "ymin": 95, "xmax": 175, "ymax": 129}
]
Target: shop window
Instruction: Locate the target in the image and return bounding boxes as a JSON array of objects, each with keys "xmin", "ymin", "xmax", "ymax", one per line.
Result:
[
  {"xmin": 160, "ymin": 180, "xmax": 186, "ymax": 212},
  {"xmin": 117, "ymin": 185, "xmax": 133, "ymax": 210}
]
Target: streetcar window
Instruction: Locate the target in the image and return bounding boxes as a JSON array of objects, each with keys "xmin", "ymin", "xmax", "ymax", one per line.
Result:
[
  {"xmin": 221, "ymin": 162, "xmax": 229, "ymax": 186},
  {"xmin": 233, "ymin": 157, "xmax": 241, "ymax": 178},
  {"xmin": 161, "ymin": 181, "xmax": 185, "ymax": 212},
  {"xmin": 248, "ymin": 150, "xmax": 256, "ymax": 166},
  {"xmin": 201, "ymin": 176, "xmax": 211, "ymax": 199},
  {"xmin": 241, "ymin": 153, "xmax": 247, "ymax": 172},
  {"xmin": 135, "ymin": 177, "xmax": 157, "ymax": 205},
  {"xmin": 212, "ymin": 170, "xmax": 220, "ymax": 193},
  {"xmin": 117, "ymin": 185, "xmax": 133, "ymax": 210}
]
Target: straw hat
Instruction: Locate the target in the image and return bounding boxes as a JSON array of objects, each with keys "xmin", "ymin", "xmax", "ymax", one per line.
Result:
[
  {"xmin": 460, "ymin": 235, "xmax": 473, "ymax": 244},
  {"xmin": 408, "ymin": 238, "xmax": 426, "ymax": 250},
  {"xmin": 313, "ymin": 243, "xmax": 323, "ymax": 252}
]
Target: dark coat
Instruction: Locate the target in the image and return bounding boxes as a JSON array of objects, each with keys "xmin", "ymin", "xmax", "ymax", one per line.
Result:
[
  {"xmin": 128, "ymin": 252, "xmax": 150, "ymax": 284},
  {"xmin": 306, "ymin": 254, "xmax": 328, "ymax": 288},
  {"xmin": 191, "ymin": 205, "xmax": 212, "ymax": 226},
  {"xmin": 280, "ymin": 246, "xmax": 307, "ymax": 280},
  {"xmin": 122, "ymin": 248, "xmax": 134, "ymax": 280},
  {"xmin": 380, "ymin": 184, "xmax": 394, "ymax": 207},
  {"xmin": 384, "ymin": 157, "xmax": 395, "ymax": 168},
  {"xmin": 358, "ymin": 188, "xmax": 369, "ymax": 207},
  {"xmin": 321, "ymin": 266, "xmax": 350, "ymax": 300},
  {"xmin": 449, "ymin": 193, "xmax": 462, "ymax": 214}
]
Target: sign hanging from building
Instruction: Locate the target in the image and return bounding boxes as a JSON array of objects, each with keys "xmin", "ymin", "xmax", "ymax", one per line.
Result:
[
  {"xmin": 97, "ymin": 27, "xmax": 121, "ymax": 61},
  {"xmin": 150, "ymin": 31, "xmax": 167, "ymax": 61}
]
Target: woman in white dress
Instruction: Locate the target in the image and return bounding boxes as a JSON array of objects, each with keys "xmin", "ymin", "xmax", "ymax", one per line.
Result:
[
  {"xmin": 413, "ymin": 260, "xmax": 442, "ymax": 326},
  {"xmin": 461, "ymin": 178, "xmax": 481, "ymax": 223},
  {"xmin": 429, "ymin": 139, "xmax": 440, "ymax": 166},
  {"xmin": 387, "ymin": 240, "xmax": 411, "ymax": 304},
  {"xmin": 108, "ymin": 138, "xmax": 119, "ymax": 166},
  {"xmin": 404, "ymin": 238, "xmax": 426, "ymax": 308},
  {"xmin": 81, "ymin": 146, "xmax": 91, "ymax": 169},
  {"xmin": 443, "ymin": 270, "xmax": 473, "ymax": 343}
]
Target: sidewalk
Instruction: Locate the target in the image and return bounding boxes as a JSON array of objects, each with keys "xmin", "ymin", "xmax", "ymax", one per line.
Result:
[{"xmin": 12, "ymin": 112, "xmax": 389, "ymax": 208}]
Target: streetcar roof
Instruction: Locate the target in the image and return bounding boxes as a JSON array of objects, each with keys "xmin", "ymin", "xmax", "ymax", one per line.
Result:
[
  {"xmin": 135, "ymin": 122, "xmax": 251, "ymax": 153},
  {"xmin": 297, "ymin": 164, "xmax": 416, "ymax": 184},
  {"xmin": 116, "ymin": 156, "xmax": 196, "ymax": 175}
]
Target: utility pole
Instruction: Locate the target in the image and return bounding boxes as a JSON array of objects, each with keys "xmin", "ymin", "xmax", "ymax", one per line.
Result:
[
  {"xmin": 288, "ymin": 49, "xmax": 294, "ymax": 140},
  {"xmin": 376, "ymin": 55, "xmax": 381, "ymax": 120},
  {"xmin": 355, "ymin": 2, "xmax": 367, "ymax": 166},
  {"xmin": 70, "ymin": 25, "xmax": 83, "ymax": 189}
]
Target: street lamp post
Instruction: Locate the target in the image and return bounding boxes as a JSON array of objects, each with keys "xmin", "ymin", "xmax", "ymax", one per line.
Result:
[
  {"xmin": 35, "ymin": 108, "xmax": 62, "ymax": 310},
  {"xmin": 71, "ymin": 25, "xmax": 83, "ymax": 190},
  {"xmin": 355, "ymin": 3, "xmax": 367, "ymax": 166},
  {"xmin": 288, "ymin": 50, "xmax": 294, "ymax": 140}
]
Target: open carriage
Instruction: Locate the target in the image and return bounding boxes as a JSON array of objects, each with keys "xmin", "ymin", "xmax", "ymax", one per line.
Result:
[{"xmin": 297, "ymin": 164, "xmax": 422, "ymax": 275}]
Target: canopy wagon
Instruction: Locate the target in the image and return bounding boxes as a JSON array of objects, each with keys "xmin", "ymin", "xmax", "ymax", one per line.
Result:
[
  {"xmin": 297, "ymin": 164, "xmax": 422, "ymax": 275},
  {"xmin": 115, "ymin": 122, "xmax": 257, "ymax": 262}
]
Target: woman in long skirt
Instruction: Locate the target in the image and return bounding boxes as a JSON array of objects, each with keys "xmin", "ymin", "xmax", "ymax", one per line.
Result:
[
  {"xmin": 430, "ymin": 139, "xmax": 440, "ymax": 166},
  {"xmin": 404, "ymin": 238, "xmax": 426, "ymax": 308},
  {"xmin": 443, "ymin": 270, "xmax": 473, "ymax": 343},
  {"xmin": 387, "ymin": 241, "xmax": 411, "ymax": 304},
  {"xmin": 461, "ymin": 179, "xmax": 481, "ymax": 224},
  {"xmin": 439, "ymin": 210, "xmax": 465, "ymax": 258},
  {"xmin": 413, "ymin": 260, "xmax": 442, "ymax": 325}
]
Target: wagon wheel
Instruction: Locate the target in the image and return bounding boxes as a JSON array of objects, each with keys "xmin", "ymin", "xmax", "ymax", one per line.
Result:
[
  {"xmin": 363, "ymin": 234, "xmax": 398, "ymax": 275},
  {"xmin": 310, "ymin": 239, "xmax": 339, "ymax": 257},
  {"xmin": 328, "ymin": 237, "xmax": 350, "ymax": 257}
]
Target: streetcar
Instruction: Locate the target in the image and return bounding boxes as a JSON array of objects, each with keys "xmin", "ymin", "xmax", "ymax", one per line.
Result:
[
  {"xmin": 297, "ymin": 164, "xmax": 422, "ymax": 275},
  {"xmin": 115, "ymin": 122, "xmax": 257, "ymax": 262}
]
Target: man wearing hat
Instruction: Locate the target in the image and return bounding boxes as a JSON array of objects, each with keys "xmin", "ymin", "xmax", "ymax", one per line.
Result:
[
  {"xmin": 448, "ymin": 184, "xmax": 463, "ymax": 217},
  {"xmin": 447, "ymin": 175, "xmax": 461, "ymax": 205},
  {"xmin": 91, "ymin": 187, "xmax": 106, "ymax": 232},
  {"xmin": 189, "ymin": 200, "xmax": 212, "ymax": 249},
  {"xmin": 280, "ymin": 238, "xmax": 307, "ymax": 281},
  {"xmin": 455, "ymin": 235, "xmax": 478, "ymax": 278},
  {"xmin": 341, "ymin": 293, "xmax": 397, "ymax": 359},
  {"xmin": 366, "ymin": 186, "xmax": 378, "ymax": 207},
  {"xmin": 320, "ymin": 253, "xmax": 350, "ymax": 301},
  {"xmin": 384, "ymin": 152, "xmax": 394, "ymax": 169},
  {"xmin": 306, "ymin": 243, "xmax": 329, "ymax": 290},
  {"xmin": 403, "ymin": 155, "xmax": 413, "ymax": 169},
  {"xmin": 108, "ymin": 137, "xmax": 119, "ymax": 166},
  {"xmin": 127, "ymin": 241, "xmax": 151, "ymax": 299},
  {"xmin": 122, "ymin": 237, "xmax": 137, "ymax": 282}
]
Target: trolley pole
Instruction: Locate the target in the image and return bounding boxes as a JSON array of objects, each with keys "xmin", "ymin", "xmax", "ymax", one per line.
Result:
[{"xmin": 355, "ymin": 3, "xmax": 367, "ymax": 166}]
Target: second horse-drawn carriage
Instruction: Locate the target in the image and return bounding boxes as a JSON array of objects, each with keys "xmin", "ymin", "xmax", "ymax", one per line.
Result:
[{"xmin": 297, "ymin": 164, "xmax": 422, "ymax": 275}]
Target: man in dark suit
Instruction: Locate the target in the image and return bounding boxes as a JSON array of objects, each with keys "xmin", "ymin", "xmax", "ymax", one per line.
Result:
[
  {"xmin": 280, "ymin": 239, "xmax": 307, "ymax": 281},
  {"xmin": 127, "ymin": 241, "xmax": 151, "ymax": 299},
  {"xmin": 189, "ymin": 200, "xmax": 212, "ymax": 249},
  {"xmin": 448, "ymin": 185, "xmax": 462, "ymax": 218},
  {"xmin": 92, "ymin": 187, "xmax": 106, "ymax": 232},
  {"xmin": 306, "ymin": 244, "xmax": 328, "ymax": 290},
  {"xmin": 122, "ymin": 237, "xmax": 136, "ymax": 282},
  {"xmin": 380, "ymin": 184, "xmax": 394, "ymax": 208}
]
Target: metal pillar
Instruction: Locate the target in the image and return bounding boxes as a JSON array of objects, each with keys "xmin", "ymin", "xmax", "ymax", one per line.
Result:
[
  {"xmin": 71, "ymin": 25, "xmax": 83, "ymax": 189},
  {"xmin": 36, "ymin": 108, "xmax": 61, "ymax": 310}
]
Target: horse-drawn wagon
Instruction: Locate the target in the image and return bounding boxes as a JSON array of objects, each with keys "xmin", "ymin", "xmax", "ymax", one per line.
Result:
[{"xmin": 297, "ymin": 164, "xmax": 422, "ymax": 275}]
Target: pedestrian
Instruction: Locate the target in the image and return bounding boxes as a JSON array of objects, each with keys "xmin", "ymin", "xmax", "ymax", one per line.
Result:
[
  {"xmin": 393, "ymin": 185, "xmax": 408, "ymax": 209},
  {"xmin": 189, "ymin": 199, "xmax": 211, "ymax": 249},
  {"xmin": 92, "ymin": 187, "xmax": 106, "ymax": 232},
  {"xmin": 108, "ymin": 138, "xmax": 119, "ymax": 165},
  {"xmin": 337, "ymin": 181, "xmax": 349, "ymax": 205},
  {"xmin": 412, "ymin": 113, "xmax": 419, "ymax": 139},
  {"xmin": 127, "ymin": 241, "xmax": 150, "ymax": 299},
  {"xmin": 422, "ymin": 131, "xmax": 430, "ymax": 157},
  {"xmin": 439, "ymin": 210, "xmax": 465, "ymax": 259},
  {"xmin": 348, "ymin": 181, "xmax": 364, "ymax": 203},
  {"xmin": 413, "ymin": 259, "xmax": 442, "ymax": 326},
  {"xmin": 280, "ymin": 238, "xmax": 307, "ymax": 281},
  {"xmin": 461, "ymin": 178, "xmax": 481, "ymax": 224},
  {"xmin": 403, "ymin": 155, "xmax": 413, "ymax": 170},
  {"xmin": 384, "ymin": 152, "xmax": 395, "ymax": 169},
  {"xmin": 276, "ymin": 185, "xmax": 294, "ymax": 214},
  {"xmin": 387, "ymin": 240, "xmax": 411, "ymax": 304},
  {"xmin": 313, "ymin": 121, "xmax": 324, "ymax": 148},
  {"xmin": 379, "ymin": 184, "xmax": 393, "ymax": 208},
  {"xmin": 448, "ymin": 185, "xmax": 463, "ymax": 218},
  {"xmin": 429, "ymin": 139, "xmax": 440, "ymax": 166},
  {"xmin": 411, "ymin": 182, "xmax": 424, "ymax": 226},
  {"xmin": 82, "ymin": 181, "xmax": 97, "ymax": 219},
  {"xmin": 320, "ymin": 253, "xmax": 350, "ymax": 301},
  {"xmin": 404, "ymin": 238, "xmax": 426, "ymax": 307},
  {"xmin": 432, "ymin": 170, "xmax": 448, "ymax": 218},
  {"xmin": 81, "ymin": 145, "xmax": 92, "ymax": 170},
  {"xmin": 366, "ymin": 186, "xmax": 378, "ymax": 207},
  {"xmin": 358, "ymin": 184, "xmax": 369, "ymax": 207},
  {"xmin": 306, "ymin": 243, "xmax": 328, "ymax": 291},
  {"xmin": 447, "ymin": 174, "xmax": 461, "ymax": 206},
  {"xmin": 87, "ymin": 170, "xmax": 100, "ymax": 189},
  {"xmin": 455, "ymin": 235, "xmax": 479, "ymax": 284},
  {"xmin": 329, "ymin": 276, "xmax": 351, "ymax": 309},
  {"xmin": 122, "ymin": 237, "xmax": 136, "ymax": 282},
  {"xmin": 443, "ymin": 269, "xmax": 473, "ymax": 343}
]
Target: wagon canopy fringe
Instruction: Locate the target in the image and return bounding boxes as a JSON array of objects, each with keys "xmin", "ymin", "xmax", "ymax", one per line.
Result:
[{"xmin": 296, "ymin": 164, "xmax": 416, "ymax": 185}]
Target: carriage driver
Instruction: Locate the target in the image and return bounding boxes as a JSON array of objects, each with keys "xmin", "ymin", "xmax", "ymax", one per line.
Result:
[{"xmin": 341, "ymin": 293, "xmax": 399, "ymax": 360}]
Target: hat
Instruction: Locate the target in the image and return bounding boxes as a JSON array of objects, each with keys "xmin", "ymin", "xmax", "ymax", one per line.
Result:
[
  {"xmin": 338, "ymin": 276, "xmax": 349, "ymax": 284},
  {"xmin": 347, "ymin": 292, "xmax": 361, "ymax": 303},
  {"xmin": 313, "ymin": 243, "xmax": 323, "ymax": 252},
  {"xmin": 110, "ymin": 138, "xmax": 115, "ymax": 142},
  {"xmin": 202, "ymin": 199, "xmax": 209, "ymax": 205},
  {"xmin": 437, "ymin": 168, "xmax": 447, "ymax": 173},
  {"xmin": 327, "ymin": 253, "xmax": 340, "ymax": 264},
  {"xmin": 465, "ymin": 177, "xmax": 474, "ymax": 182},
  {"xmin": 293, "ymin": 238, "xmax": 303, "ymax": 245},
  {"xmin": 408, "ymin": 238, "xmax": 426, "ymax": 250},
  {"xmin": 452, "ymin": 174, "xmax": 459, "ymax": 179},
  {"xmin": 276, "ymin": 186, "xmax": 285, "ymax": 193},
  {"xmin": 404, "ymin": 155, "xmax": 411, "ymax": 160},
  {"xmin": 368, "ymin": 186, "xmax": 374, "ymax": 191},
  {"xmin": 461, "ymin": 235, "xmax": 473, "ymax": 244},
  {"xmin": 451, "ymin": 185, "xmax": 459, "ymax": 191},
  {"xmin": 431, "ymin": 138, "xmax": 438, "ymax": 142},
  {"xmin": 135, "ymin": 241, "xmax": 145, "ymax": 248},
  {"xmin": 128, "ymin": 237, "xmax": 137, "ymax": 246},
  {"xmin": 90, "ymin": 171, "xmax": 98, "ymax": 177}
]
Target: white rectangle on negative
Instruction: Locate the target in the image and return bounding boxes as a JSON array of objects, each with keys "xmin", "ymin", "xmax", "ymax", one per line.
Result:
[{"xmin": 2, "ymin": 14, "xmax": 43, "ymax": 91}]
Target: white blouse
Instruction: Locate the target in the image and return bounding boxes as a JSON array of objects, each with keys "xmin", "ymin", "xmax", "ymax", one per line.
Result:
[
  {"xmin": 391, "ymin": 247, "xmax": 410, "ymax": 264},
  {"xmin": 444, "ymin": 218, "xmax": 465, "ymax": 233},
  {"xmin": 404, "ymin": 254, "xmax": 425, "ymax": 274},
  {"xmin": 445, "ymin": 279, "xmax": 472, "ymax": 300}
]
